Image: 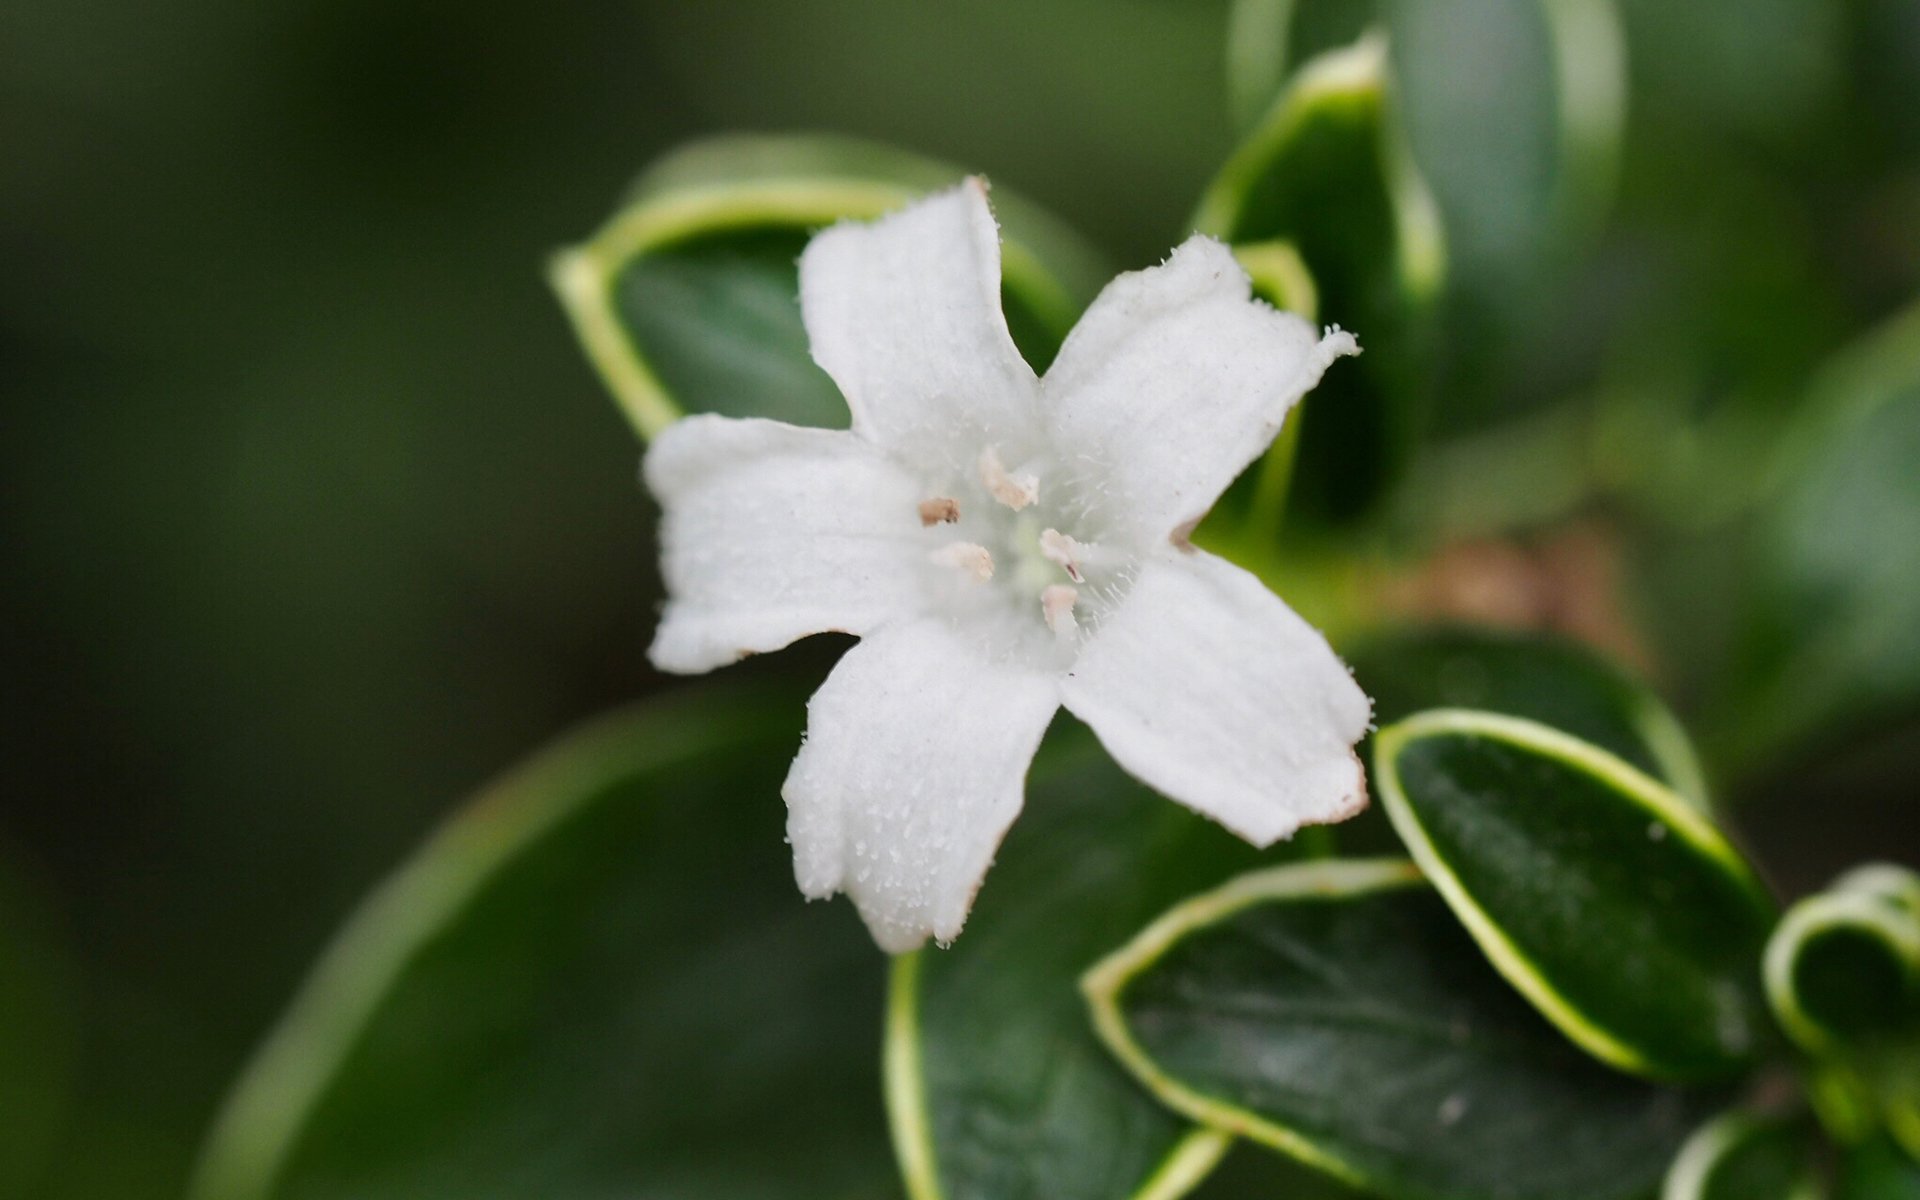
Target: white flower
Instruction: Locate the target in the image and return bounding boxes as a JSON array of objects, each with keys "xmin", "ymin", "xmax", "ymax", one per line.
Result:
[{"xmin": 645, "ymin": 179, "xmax": 1372, "ymax": 952}]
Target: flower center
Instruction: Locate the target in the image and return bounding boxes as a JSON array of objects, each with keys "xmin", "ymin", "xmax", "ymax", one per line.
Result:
[{"xmin": 917, "ymin": 444, "xmax": 1121, "ymax": 661}]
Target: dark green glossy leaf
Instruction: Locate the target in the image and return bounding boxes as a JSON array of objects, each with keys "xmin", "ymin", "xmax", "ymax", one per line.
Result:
[
  {"xmin": 890, "ymin": 729, "xmax": 1289, "ymax": 1200},
  {"xmin": 1185, "ymin": 1140, "xmax": 1371, "ymax": 1200},
  {"xmin": 189, "ymin": 684, "xmax": 896, "ymax": 1200},
  {"xmin": 1350, "ymin": 626, "xmax": 1708, "ymax": 808},
  {"xmin": 1196, "ymin": 34, "xmax": 1443, "ymax": 525},
  {"xmin": 1085, "ymin": 859, "xmax": 1703, "ymax": 1200},
  {"xmin": 1663, "ymin": 1112, "xmax": 1824, "ymax": 1200},
  {"xmin": 551, "ymin": 133, "xmax": 1108, "ymax": 440},
  {"xmin": 1375, "ymin": 710, "xmax": 1776, "ymax": 1080}
]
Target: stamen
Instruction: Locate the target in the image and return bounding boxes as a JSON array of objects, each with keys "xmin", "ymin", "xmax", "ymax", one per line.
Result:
[
  {"xmin": 1039, "ymin": 528, "xmax": 1085, "ymax": 582},
  {"xmin": 918, "ymin": 497, "xmax": 961, "ymax": 526},
  {"xmin": 929, "ymin": 541, "xmax": 994, "ymax": 581},
  {"xmin": 978, "ymin": 447, "xmax": 1038, "ymax": 511},
  {"xmin": 1041, "ymin": 584, "xmax": 1079, "ymax": 635}
]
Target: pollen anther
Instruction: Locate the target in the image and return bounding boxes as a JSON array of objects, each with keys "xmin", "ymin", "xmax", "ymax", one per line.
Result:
[
  {"xmin": 918, "ymin": 497, "xmax": 961, "ymax": 525},
  {"xmin": 930, "ymin": 541, "xmax": 994, "ymax": 581},
  {"xmin": 1041, "ymin": 584, "xmax": 1079, "ymax": 635},
  {"xmin": 1039, "ymin": 528, "xmax": 1086, "ymax": 582},
  {"xmin": 977, "ymin": 447, "xmax": 1038, "ymax": 511}
]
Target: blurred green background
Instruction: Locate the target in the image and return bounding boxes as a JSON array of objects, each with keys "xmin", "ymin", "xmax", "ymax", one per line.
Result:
[
  {"xmin": 0, "ymin": 4, "xmax": 1242, "ymax": 1193},
  {"xmin": 2, "ymin": 0, "xmax": 1916, "ymax": 1197}
]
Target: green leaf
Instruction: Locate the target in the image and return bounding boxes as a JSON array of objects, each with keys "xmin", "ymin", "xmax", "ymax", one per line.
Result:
[
  {"xmin": 1195, "ymin": 33, "xmax": 1444, "ymax": 525},
  {"xmin": 1767, "ymin": 866, "xmax": 1920, "ymax": 1052},
  {"xmin": 1220, "ymin": 0, "xmax": 1629, "ymax": 454},
  {"xmin": 1232, "ymin": 239, "xmax": 1320, "ymax": 322},
  {"xmin": 888, "ymin": 730, "xmax": 1284, "ymax": 1200},
  {"xmin": 1083, "ymin": 859, "xmax": 1703, "ymax": 1200},
  {"xmin": 1374, "ymin": 710, "xmax": 1777, "ymax": 1080},
  {"xmin": 550, "ymin": 133, "xmax": 1109, "ymax": 441},
  {"xmin": 188, "ymin": 684, "xmax": 896, "ymax": 1200},
  {"xmin": 1350, "ymin": 626, "xmax": 1709, "ymax": 809},
  {"xmin": 1224, "ymin": 0, "xmax": 1624, "ymax": 277},
  {"xmin": 1726, "ymin": 301, "xmax": 1920, "ymax": 768},
  {"xmin": 1185, "ymin": 1140, "xmax": 1372, "ymax": 1200},
  {"xmin": 1385, "ymin": 0, "xmax": 1625, "ymax": 279},
  {"xmin": 1766, "ymin": 866, "xmax": 1920, "ymax": 1158},
  {"xmin": 1223, "ymin": 0, "xmax": 1383, "ymax": 132},
  {"xmin": 1663, "ymin": 1111, "xmax": 1824, "ymax": 1200}
]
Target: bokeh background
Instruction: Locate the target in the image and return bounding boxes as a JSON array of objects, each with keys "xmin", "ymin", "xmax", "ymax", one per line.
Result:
[{"xmin": 3, "ymin": 1, "xmax": 1917, "ymax": 1196}]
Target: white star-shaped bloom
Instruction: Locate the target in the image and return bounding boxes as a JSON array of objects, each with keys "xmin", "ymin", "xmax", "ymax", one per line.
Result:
[{"xmin": 645, "ymin": 179, "xmax": 1372, "ymax": 951}]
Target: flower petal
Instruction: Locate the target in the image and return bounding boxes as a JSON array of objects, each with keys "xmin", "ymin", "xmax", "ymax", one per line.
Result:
[
  {"xmin": 645, "ymin": 414, "xmax": 926, "ymax": 673},
  {"xmin": 800, "ymin": 179, "xmax": 1042, "ymax": 464},
  {"xmin": 783, "ymin": 619, "xmax": 1060, "ymax": 952},
  {"xmin": 1042, "ymin": 236, "xmax": 1357, "ymax": 542},
  {"xmin": 1062, "ymin": 549, "xmax": 1371, "ymax": 846}
]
